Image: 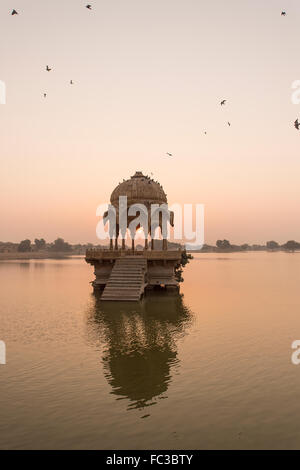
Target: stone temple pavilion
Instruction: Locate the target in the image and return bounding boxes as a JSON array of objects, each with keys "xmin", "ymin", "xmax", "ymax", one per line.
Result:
[{"xmin": 85, "ymin": 171, "xmax": 182, "ymax": 301}]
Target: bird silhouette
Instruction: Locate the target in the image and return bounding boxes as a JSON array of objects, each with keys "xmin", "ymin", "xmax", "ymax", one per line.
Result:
[
  {"xmin": 294, "ymin": 119, "xmax": 300, "ymax": 130},
  {"xmin": 221, "ymin": 100, "xmax": 226, "ymax": 106},
  {"xmin": 166, "ymin": 152, "xmax": 173, "ymax": 157},
  {"xmin": 11, "ymin": 9, "xmax": 18, "ymax": 15},
  {"xmin": 86, "ymin": 4, "xmax": 92, "ymax": 9},
  {"xmin": 228, "ymin": 122, "xmax": 231, "ymax": 126},
  {"xmin": 43, "ymin": 93, "xmax": 47, "ymax": 98},
  {"xmin": 281, "ymin": 11, "xmax": 286, "ymax": 16},
  {"xmin": 46, "ymin": 65, "xmax": 52, "ymax": 72},
  {"xmin": 70, "ymin": 80, "xmax": 73, "ymax": 85}
]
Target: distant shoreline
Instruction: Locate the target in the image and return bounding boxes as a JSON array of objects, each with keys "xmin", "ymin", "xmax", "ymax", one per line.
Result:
[
  {"xmin": 187, "ymin": 249, "xmax": 300, "ymax": 254},
  {"xmin": 0, "ymin": 252, "xmax": 81, "ymax": 261},
  {"xmin": 1, "ymin": 250, "xmax": 299, "ymax": 261}
]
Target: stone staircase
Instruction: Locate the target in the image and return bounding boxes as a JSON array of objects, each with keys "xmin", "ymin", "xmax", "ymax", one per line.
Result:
[{"xmin": 101, "ymin": 257, "xmax": 147, "ymax": 301}]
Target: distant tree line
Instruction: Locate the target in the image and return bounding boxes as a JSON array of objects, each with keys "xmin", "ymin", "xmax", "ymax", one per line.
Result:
[
  {"xmin": 188, "ymin": 239, "xmax": 300, "ymax": 253},
  {"xmin": 16, "ymin": 238, "xmax": 72, "ymax": 253},
  {"xmin": 0, "ymin": 238, "xmax": 97, "ymax": 254},
  {"xmin": 1, "ymin": 238, "xmax": 300, "ymax": 254}
]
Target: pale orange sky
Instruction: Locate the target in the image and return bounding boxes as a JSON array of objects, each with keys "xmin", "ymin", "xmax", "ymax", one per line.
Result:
[{"xmin": 1, "ymin": 0, "xmax": 300, "ymax": 245}]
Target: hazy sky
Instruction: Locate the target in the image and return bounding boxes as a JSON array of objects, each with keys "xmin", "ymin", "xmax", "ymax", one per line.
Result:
[{"xmin": 1, "ymin": 0, "xmax": 300, "ymax": 244}]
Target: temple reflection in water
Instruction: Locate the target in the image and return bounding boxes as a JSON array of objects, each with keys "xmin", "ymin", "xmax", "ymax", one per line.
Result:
[{"xmin": 86, "ymin": 293, "xmax": 193, "ymax": 411}]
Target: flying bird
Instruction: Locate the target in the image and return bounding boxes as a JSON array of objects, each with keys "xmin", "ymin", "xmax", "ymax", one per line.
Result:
[
  {"xmin": 220, "ymin": 100, "xmax": 226, "ymax": 106},
  {"xmin": 46, "ymin": 65, "xmax": 52, "ymax": 72},
  {"xmin": 228, "ymin": 122, "xmax": 231, "ymax": 126},
  {"xmin": 43, "ymin": 93, "xmax": 47, "ymax": 98},
  {"xmin": 86, "ymin": 4, "xmax": 92, "ymax": 9},
  {"xmin": 281, "ymin": 11, "xmax": 286, "ymax": 16},
  {"xmin": 166, "ymin": 152, "xmax": 173, "ymax": 157},
  {"xmin": 70, "ymin": 80, "xmax": 74, "ymax": 85},
  {"xmin": 294, "ymin": 119, "xmax": 300, "ymax": 130},
  {"xmin": 11, "ymin": 9, "xmax": 18, "ymax": 15}
]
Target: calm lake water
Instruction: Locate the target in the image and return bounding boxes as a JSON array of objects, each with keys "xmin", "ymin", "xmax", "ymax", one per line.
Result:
[{"xmin": 1, "ymin": 252, "xmax": 300, "ymax": 449}]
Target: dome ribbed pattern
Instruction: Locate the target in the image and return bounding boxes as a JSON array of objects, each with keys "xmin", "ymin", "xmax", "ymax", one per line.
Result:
[{"xmin": 110, "ymin": 171, "xmax": 167, "ymax": 207}]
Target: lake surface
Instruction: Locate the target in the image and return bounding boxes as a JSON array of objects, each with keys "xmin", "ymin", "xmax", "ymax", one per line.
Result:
[{"xmin": 1, "ymin": 252, "xmax": 300, "ymax": 449}]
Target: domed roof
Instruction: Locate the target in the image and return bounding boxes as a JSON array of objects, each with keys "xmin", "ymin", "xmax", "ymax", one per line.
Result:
[{"xmin": 111, "ymin": 171, "xmax": 167, "ymax": 207}]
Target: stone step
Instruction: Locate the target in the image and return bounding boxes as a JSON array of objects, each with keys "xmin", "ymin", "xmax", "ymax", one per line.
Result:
[
  {"xmin": 112, "ymin": 271, "xmax": 144, "ymax": 274},
  {"xmin": 114, "ymin": 264, "xmax": 145, "ymax": 268},
  {"xmin": 106, "ymin": 290, "xmax": 141, "ymax": 294},
  {"xmin": 103, "ymin": 296, "xmax": 140, "ymax": 300},
  {"xmin": 104, "ymin": 284, "xmax": 141, "ymax": 288},
  {"xmin": 111, "ymin": 276, "xmax": 143, "ymax": 279},
  {"xmin": 109, "ymin": 273, "xmax": 143, "ymax": 277},
  {"xmin": 102, "ymin": 288, "xmax": 141, "ymax": 293},
  {"xmin": 117, "ymin": 258, "xmax": 146, "ymax": 261},
  {"xmin": 103, "ymin": 294, "xmax": 140, "ymax": 298},
  {"xmin": 102, "ymin": 295, "xmax": 140, "ymax": 298},
  {"xmin": 111, "ymin": 272, "xmax": 143, "ymax": 275},
  {"xmin": 116, "ymin": 263, "xmax": 146, "ymax": 266},
  {"xmin": 103, "ymin": 287, "xmax": 141, "ymax": 292},
  {"xmin": 113, "ymin": 266, "xmax": 144, "ymax": 269},
  {"xmin": 115, "ymin": 265, "xmax": 145, "ymax": 268},
  {"xmin": 112, "ymin": 273, "xmax": 143, "ymax": 276},
  {"xmin": 110, "ymin": 271, "xmax": 143, "ymax": 274},
  {"xmin": 111, "ymin": 278, "xmax": 143, "ymax": 280},
  {"xmin": 116, "ymin": 264, "xmax": 146, "ymax": 268},
  {"xmin": 108, "ymin": 282, "xmax": 142, "ymax": 286},
  {"xmin": 115, "ymin": 260, "xmax": 146, "ymax": 268},
  {"xmin": 101, "ymin": 258, "xmax": 146, "ymax": 301},
  {"xmin": 102, "ymin": 289, "xmax": 141, "ymax": 294},
  {"xmin": 114, "ymin": 268, "xmax": 145, "ymax": 271},
  {"xmin": 106, "ymin": 282, "xmax": 141, "ymax": 285},
  {"xmin": 102, "ymin": 290, "xmax": 140, "ymax": 294},
  {"xmin": 101, "ymin": 297, "xmax": 140, "ymax": 301}
]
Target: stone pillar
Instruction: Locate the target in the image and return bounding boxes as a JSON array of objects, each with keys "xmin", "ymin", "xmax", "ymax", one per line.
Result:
[
  {"xmin": 151, "ymin": 239, "xmax": 154, "ymax": 250},
  {"xmin": 145, "ymin": 238, "xmax": 148, "ymax": 250},
  {"xmin": 163, "ymin": 239, "xmax": 167, "ymax": 251},
  {"xmin": 122, "ymin": 238, "xmax": 126, "ymax": 250},
  {"xmin": 132, "ymin": 239, "xmax": 135, "ymax": 252},
  {"xmin": 114, "ymin": 237, "xmax": 118, "ymax": 250},
  {"xmin": 110, "ymin": 239, "xmax": 113, "ymax": 250}
]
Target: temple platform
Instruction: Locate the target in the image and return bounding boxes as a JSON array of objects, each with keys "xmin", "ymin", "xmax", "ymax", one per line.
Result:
[{"xmin": 85, "ymin": 248, "xmax": 182, "ymax": 301}]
